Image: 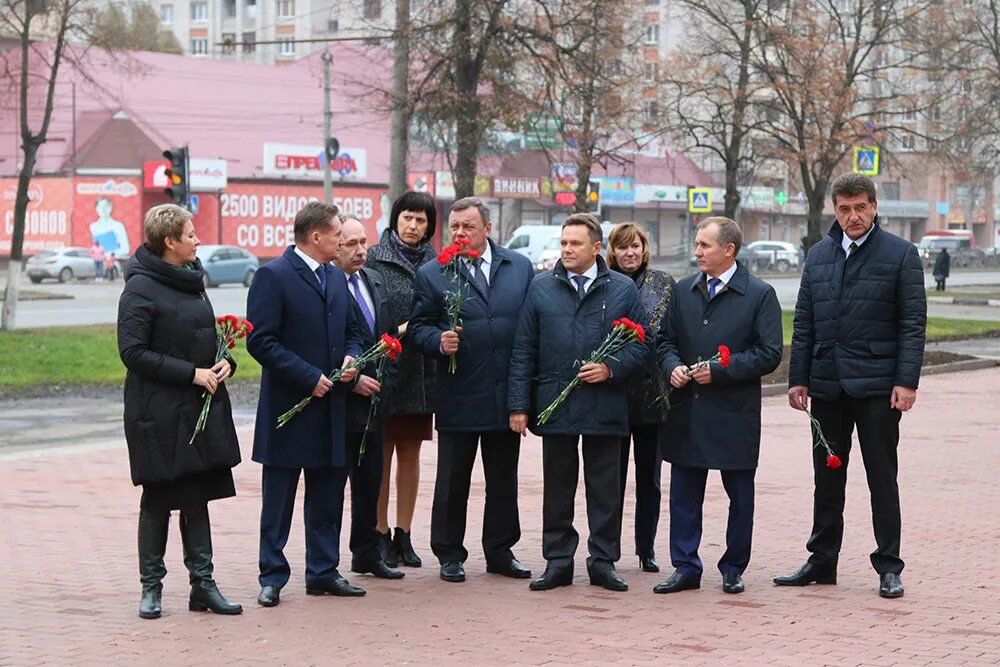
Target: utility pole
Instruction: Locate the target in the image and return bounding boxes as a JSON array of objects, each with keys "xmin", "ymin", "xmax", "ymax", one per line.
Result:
[
  {"xmin": 388, "ymin": 0, "xmax": 410, "ymax": 200},
  {"xmin": 322, "ymin": 51, "xmax": 333, "ymax": 204}
]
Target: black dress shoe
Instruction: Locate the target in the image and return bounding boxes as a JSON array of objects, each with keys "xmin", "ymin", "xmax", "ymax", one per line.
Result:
[
  {"xmin": 879, "ymin": 573, "xmax": 904, "ymax": 598},
  {"xmin": 529, "ymin": 567, "xmax": 573, "ymax": 591},
  {"xmin": 306, "ymin": 577, "xmax": 366, "ymax": 597},
  {"xmin": 351, "ymin": 559, "xmax": 405, "ymax": 579},
  {"xmin": 773, "ymin": 562, "xmax": 837, "ymax": 586},
  {"xmin": 653, "ymin": 570, "xmax": 701, "ymax": 594},
  {"xmin": 640, "ymin": 557, "xmax": 660, "ymax": 573},
  {"xmin": 257, "ymin": 585, "xmax": 281, "ymax": 607},
  {"xmin": 589, "ymin": 569, "xmax": 629, "ymax": 592},
  {"xmin": 440, "ymin": 561, "xmax": 466, "ymax": 583},
  {"xmin": 722, "ymin": 573, "xmax": 745, "ymax": 594},
  {"xmin": 486, "ymin": 558, "xmax": 532, "ymax": 579}
]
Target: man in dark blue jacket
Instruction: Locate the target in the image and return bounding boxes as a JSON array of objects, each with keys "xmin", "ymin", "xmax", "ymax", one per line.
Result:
[
  {"xmin": 410, "ymin": 197, "xmax": 534, "ymax": 583},
  {"xmin": 654, "ymin": 217, "xmax": 782, "ymax": 596},
  {"xmin": 333, "ymin": 217, "xmax": 404, "ymax": 581},
  {"xmin": 247, "ymin": 202, "xmax": 364, "ymax": 607},
  {"xmin": 774, "ymin": 173, "xmax": 926, "ymax": 599},
  {"xmin": 508, "ymin": 213, "xmax": 648, "ymax": 593}
]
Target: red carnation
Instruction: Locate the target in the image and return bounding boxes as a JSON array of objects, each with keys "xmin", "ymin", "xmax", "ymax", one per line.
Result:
[
  {"xmin": 380, "ymin": 333, "xmax": 403, "ymax": 361},
  {"xmin": 464, "ymin": 249, "xmax": 481, "ymax": 261},
  {"xmin": 826, "ymin": 454, "xmax": 842, "ymax": 469},
  {"xmin": 455, "ymin": 237, "xmax": 471, "ymax": 246},
  {"xmin": 718, "ymin": 345, "xmax": 731, "ymax": 368}
]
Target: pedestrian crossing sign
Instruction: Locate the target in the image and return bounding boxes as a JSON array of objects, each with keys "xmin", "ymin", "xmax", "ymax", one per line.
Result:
[
  {"xmin": 852, "ymin": 146, "xmax": 879, "ymax": 176},
  {"xmin": 688, "ymin": 188, "xmax": 712, "ymax": 213}
]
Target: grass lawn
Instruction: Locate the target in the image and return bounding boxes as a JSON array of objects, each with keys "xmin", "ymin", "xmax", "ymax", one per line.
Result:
[
  {"xmin": 925, "ymin": 288, "xmax": 1000, "ymax": 300},
  {"xmin": 0, "ymin": 315, "xmax": 998, "ymax": 389}
]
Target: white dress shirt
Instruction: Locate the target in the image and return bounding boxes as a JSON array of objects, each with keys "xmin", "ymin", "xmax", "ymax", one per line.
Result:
[
  {"xmin": 294, "ymin": 246, "xmax": 324, "ymax": 284},
  {"xmin": 842, "ymin": 224, "xmax": 874, "ymax": 255},
  {"xmin": 464, "ymin": 242, "xmax": 492, "ymax": 285},
  {"xmin": 706, "ymin": 261, "xmax": 739, "ymax": 290},
  {"xmin": 567, "ymin": 261, "xmax": 599, "ymax": 293},
  {"xmin": 346, "ymin": 270, "xmax": 376, "ymax": 321}
]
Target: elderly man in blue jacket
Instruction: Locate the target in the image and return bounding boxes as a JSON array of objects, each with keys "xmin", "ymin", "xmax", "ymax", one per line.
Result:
[
  {"xmin": 655, "ymin": 216, "xmax": 782, "ymax": 596},
  {"xmin": 410, "ymin": 196, "xmax": 535, "ymax": 584},
  {"xmin": 509, "ymin": 213, "xmax": 649, "ymax": 593},
  {"xmin": 247, "ymin": 202, "xmax": 363, "ymax": 607},
  {"xmin": 775, "ymin": 173, "xmax": 926, "ymax": 599}
]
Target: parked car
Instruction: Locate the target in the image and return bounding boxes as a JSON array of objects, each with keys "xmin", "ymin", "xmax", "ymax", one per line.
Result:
[
  {"xmin": 743, "ymin": 240, "xmax": 800, "ymax": 272},
  {"xmin": 196, "ymin": 245, "xmax": 259, "ymax": 288},
  {"xmin": 25, "ymin": 247, "xmax": 100, "ymax": 283},
  {"xmin": 505, "ymin": 225, "xmax": 561, "ymax": 265},
  {"xmin": 916, "ymin": 235, "xmax": 984, "ymax": 269}
]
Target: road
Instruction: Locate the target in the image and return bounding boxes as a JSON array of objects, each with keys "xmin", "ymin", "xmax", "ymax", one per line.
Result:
[{"xmin": 6, "ymin": 268, "xmax": 1000, "ymax": 328}]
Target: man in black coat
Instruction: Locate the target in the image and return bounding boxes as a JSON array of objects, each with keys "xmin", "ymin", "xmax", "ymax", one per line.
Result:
[
  {"xmin": 247, "ymin": 202, "xmax": 363, "ymax": 607},
  {"xmin": 775, "ymin": 173, "xmax": 926, "ymax": 599},
  {"xmin": 509, "ymin": 213, "xmax": 648, "ymax": 593},
  {"xmin": 409, "ymin": 197, "xmax": 534, "ymax": 583},
  {"xmin": 654, "ymin": 217, "xmax": 782, "ymax": 596},
  {"xmin": 333, "ymin": 217, "xmax": 404, "ymax": 581},
  {"xmin": 933, "ymin": 248, "xmax": 950, "ymax": 291}
]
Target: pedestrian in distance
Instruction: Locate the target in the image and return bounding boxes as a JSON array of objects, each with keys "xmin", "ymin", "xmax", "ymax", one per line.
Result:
[
  {"xmin": 775, "ymin": 173, "xmax": 926, "ymax": 599},
  {"xmin": 933, "ymin": 247, "xmax": 950, "ymax": 291},
  {"xmin": 90, "ymin": 240, "xmax": 105, "ymax": 281},
  {"xmin": 117, "ymin": 203, "xmax": 243, "ymax": 620}
]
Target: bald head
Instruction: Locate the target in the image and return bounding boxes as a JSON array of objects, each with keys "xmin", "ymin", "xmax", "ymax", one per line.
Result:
[{"xmin": 335, "ymin": 217, "xmax": 369, "ymax": 274}]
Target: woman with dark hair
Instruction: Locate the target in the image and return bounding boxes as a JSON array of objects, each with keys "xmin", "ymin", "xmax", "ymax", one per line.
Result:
[
  {"xmin": 117, "ymin": 203, "xmax": 243, "ymax": 619},
  {"xmin": 607, "ymin": 222, "xmax": 675, "ymax": 573},
  {"xmin": 366, "ymin": 191, "xmax": 439, "ymax": 567}
]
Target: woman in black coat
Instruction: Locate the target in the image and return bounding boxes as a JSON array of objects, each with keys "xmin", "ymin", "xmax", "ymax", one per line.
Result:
[
  {"xmin": 933, "ymin": 248, "xmax": 950, "ymax": 291},
  {"xmin": 364, "ymin": 191, "xmax": 438, "ymax": 567},
  {"xmin": 608, "ymin": 223, "xmax": 675, "ymax": 573},
  {"xmin": 117, "ymin": 204, "xmax": 242, "ymax": 620}
]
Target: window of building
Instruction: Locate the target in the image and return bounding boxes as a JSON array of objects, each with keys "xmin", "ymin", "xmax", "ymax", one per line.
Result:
[
  {"xmin": 191, "ymin": 38, "xmax": 209, "ymax": 55},
  {"xmin": 160, "ymin": 4, "xmax": 173, "ymax": 23},
  {"xmin": 881, "ymin": 181, "xmax": 900, "ymax": 199},
  {"xmin": 242, "ymin": 31, "xmax": 255, "ymax": 53},
  {"xmin": 327, "ymin": 19, "xmax": 339, "ymax": 33},
  {"xmin": 903, "ymin": 107, "xmax": 916, "ymax": 121},
  {"xmin": 224, "ymin": 0, "xmax": 236, "ymax": 17},
  {"xmin": 643, "ymin": 61, "xmax": 657, "ymax": 84},
  {"xmin": 644, "ymin": 100, "xmax": 660, "ymax": 119},
  {"xmin": 246, "ymin": 0, "xmax": 257, "ymax": 17},
  {"xmin": 191, "ymin": 2, "xmax": 208, "ymax": 21},
  {"xmin": 279, "ymin": 38, "xmax": 296, "ymax": 55},
  {"xmin": 363, "ymin": 0, "xmax": 381, "ymax": 19},
  {"xmin": 222, "ymin": 32, "xmax": 236, "ymax": 53},
  {"xmin": 645, "ymin": 23, "xmax": 659, "ymax": 45},
  {"xmin": 901, "ymin": 134, "xmax": 915, "ymax": 150},
  {"xmin": 276, "ymin": 0, "xmax": 293, "ymax": 17}
]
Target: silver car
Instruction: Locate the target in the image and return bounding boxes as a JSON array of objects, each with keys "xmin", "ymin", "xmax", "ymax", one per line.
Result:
[
  {"xmin": 197, "ymin": 245, "xmax": 259, "ymax": 288},
  {"xmin": 25, "ymin": 247, "xmax": 99, "ymax": 283}
]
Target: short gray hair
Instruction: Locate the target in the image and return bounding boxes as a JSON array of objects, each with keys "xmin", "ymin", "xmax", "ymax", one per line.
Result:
[
  {"xmin": 831, "ymin": 173, "xmax": 877, "ymax": 204},
  {"xmin": 697, "ymin": 216, "xmax": 742, "ymax": 254},
  {"xmin": 144, "ymin": 204, "xmax": 192, "ymax": 256},
  {"xmin": 449, "ymin": 196, "xmax": 490, "ymax": 225}
]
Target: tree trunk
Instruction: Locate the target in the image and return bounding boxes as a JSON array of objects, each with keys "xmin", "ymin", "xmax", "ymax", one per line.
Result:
[
  {"xmin": 388, "ymin": 0, "xmax": 410, "ymax": 201},
  {"xmin": 805, "ymin": 185, "xmax": 827, "ymax": 250},
  {"xmin": 1, "ymin": 145, "xmax": 38, "ymax": 330}
]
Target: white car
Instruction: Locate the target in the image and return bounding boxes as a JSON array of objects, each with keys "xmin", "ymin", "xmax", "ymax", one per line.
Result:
[
  {"xmin": 743, "ymin": 240, "xmax": 800, "ymax": 272},
  {"xmin": 25, "ymin": 247, "xmax": 101, "ymax": 283}
]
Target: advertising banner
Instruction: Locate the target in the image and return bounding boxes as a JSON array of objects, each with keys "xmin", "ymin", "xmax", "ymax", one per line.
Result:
[
  {"xmin": 72, "ymin": 177, "xmax": 143, "ymax": 257},
  {"xmin": 262, "ymin": 143, "xmax": 367, "ymax": 180},
  {"xmin": 0, "ymin": 178, "xmax": 73, "ymax": 253}
]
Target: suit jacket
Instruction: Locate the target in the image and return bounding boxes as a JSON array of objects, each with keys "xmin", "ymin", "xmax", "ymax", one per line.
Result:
[
  {"xmin": 656, "ymin": 261, "xmax": 782, "ymax": 470},
  {"xmin": 247, "ymin": 246, "xmax": 363, "ymax": 469},
  {"xmin": 409, "ymin": 240, "xmax": 534, "ymax": 432},
  {"xmin": 345, "ymin": 266, "xmax": 399, "ymax": 434}
]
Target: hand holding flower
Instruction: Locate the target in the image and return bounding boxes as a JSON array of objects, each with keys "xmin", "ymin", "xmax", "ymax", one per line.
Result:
[
  {"xmin": 339, "ymin": 355, "xmax": 359, "ymax": 383},
  {"xmin": 312, "ymin": 374, "xmax": 334, "ymax": 397},
  {"xmin": 193, "ymin": 367, "xmax": 221, "ymax": 394},
  {"xmin": 353, "ymin": 374, "xmax": 381, "ymax": 397},
  {"xmin": 440, "ymin": 326, "xmax": 462, "ymax": 356},
  {"xmin": 578, "ymin": 362, "xmax": 611, "ymax": 384}
]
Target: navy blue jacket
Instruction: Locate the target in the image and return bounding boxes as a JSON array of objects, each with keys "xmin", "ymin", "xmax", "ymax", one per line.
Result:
[
  {"xmin": 345, "ymin": 266, "xmax": 399, "ymax": 434},
  {"xmin": 508, "ymin": 255, "xmax": 649, "ymax": 437},
  {"xmin": 247, "ymin": 246, "xmax": 363, "ymax": 469},
  {"xmin": 788, "ymin": 219, "xmax": 926, "ymax": 400},
  {"xmin": 657, "ymin": 261, "xmax": 782, "ymax": 470},
  {"xmin": 410, "ymin": 240, "xmax": 534, "ymax": 432}
]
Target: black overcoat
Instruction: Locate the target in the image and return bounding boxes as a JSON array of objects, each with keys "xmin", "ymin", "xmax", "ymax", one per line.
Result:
[
  {"xmin": 508, "ymin": 256, "xmax": 649, "ymax": 437},
  {"xmin": 118, "ymin": 244, "xmax": 241, "ymax": 486},
  {"xmin": 656, "ymin": 261, "xmax": 783, "ymax": 470},
  {"xmin": 619, "ymin": 266, "xmax": 676, "ymax": 426},
  {"xmin": 409, "ymin": 240, "xmax": 534, "ymax": 432}
]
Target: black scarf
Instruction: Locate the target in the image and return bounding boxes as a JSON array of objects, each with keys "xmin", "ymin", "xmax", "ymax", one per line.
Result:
[{"xmin": 386, "ymin": 229, "xmax": 431, "ymax": 270}]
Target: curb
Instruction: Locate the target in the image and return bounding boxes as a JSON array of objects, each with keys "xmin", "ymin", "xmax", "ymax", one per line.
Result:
[
  {"xmin": 760, "ymin": 357, "xmax": 998, "ymax": 396},
  {"xmin": 927, "ymin": 296, "xmax": 1000, "ymax": 307}
]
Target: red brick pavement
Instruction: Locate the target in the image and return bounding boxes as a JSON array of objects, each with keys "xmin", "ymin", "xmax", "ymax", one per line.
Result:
[{"xmin": 2, "ymin": 368, "xmax": 999, "ymax": 666}]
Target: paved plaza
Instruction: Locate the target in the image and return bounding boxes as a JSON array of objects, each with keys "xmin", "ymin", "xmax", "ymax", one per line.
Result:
[{"xmin": 1, "ymin": 367, "xmax": 999, "ymax": 666}]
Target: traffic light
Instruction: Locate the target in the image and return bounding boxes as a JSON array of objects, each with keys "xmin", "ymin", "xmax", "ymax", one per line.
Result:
[
  {"xmin": 586, "ymin": 179, "xmax": 600, "ymax": 212},
  {"xmin": 163, "ymin": 146, "xmax": 190, "ymax": 208}
]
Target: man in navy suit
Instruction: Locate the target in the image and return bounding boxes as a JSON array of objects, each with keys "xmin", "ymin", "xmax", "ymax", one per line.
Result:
[
  {"xmin": 247, "ymin": 202, "xmax": 364, "ymax": 607},
  {"xmin": 410, "ymin": 196, "xmax": 534, "ymax": 583},
  {"xmin": 333, "ymin": 217, "xmax": 404, "ymax": 581}
]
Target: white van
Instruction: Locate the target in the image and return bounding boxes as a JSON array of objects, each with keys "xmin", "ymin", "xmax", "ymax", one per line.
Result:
[{"xmin": 504, "ymin": 225, "xmax": 561, "ymax": 265}]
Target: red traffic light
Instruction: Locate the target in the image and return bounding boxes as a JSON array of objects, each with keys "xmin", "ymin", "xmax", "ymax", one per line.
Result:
[{"xmin": 555, "ymin": 192, "xmax": 576, "ymax": 206}]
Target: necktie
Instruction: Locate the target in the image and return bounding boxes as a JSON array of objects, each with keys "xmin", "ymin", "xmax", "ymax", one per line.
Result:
[
  {"xmin": 349, "ymin": 273, "xmax": 375, "ymax": 333},
  {"xmin": 848, "ymin": 241, "xmax": 859, "ymax": 256},
  {"xmin": 707, "ymin": 277, "xmax": 721, "ymax": 299},
  {"xmin": 315, "ymin": 265, "xmax": 327, "ymax": 293},
  {"xmin": 470, "ymin": 257, "xmax": 489, "ymax": 296},
  {"xmin": 572, "ymin": 275, "xmax": 588, "ymax": 301}
]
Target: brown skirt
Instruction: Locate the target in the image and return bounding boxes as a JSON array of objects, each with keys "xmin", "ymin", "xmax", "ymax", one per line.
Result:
[{"xmin": 384, "ymin": 414, "xmax": 433, "ymax": 442}]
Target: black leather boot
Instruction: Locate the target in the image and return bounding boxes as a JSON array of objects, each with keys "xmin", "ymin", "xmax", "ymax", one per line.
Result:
[
  {"xmin": 378, "ymin": 530, "xmax": 399, "ymax": 568},
  {"xmin": 180, "ymin": 509, "xmax": 243, "ymax": 615},
  {"xmin": 393, "ymin": 527, "xmax": 422, "ymax": 567},
  {"xmin": 138, "ymin": 509, "xmax": 170, "ymax": 619}
]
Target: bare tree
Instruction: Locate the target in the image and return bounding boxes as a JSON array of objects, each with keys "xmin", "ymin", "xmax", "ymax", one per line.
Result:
[
  {"xmin": 91, "ymin": 1, "xmax": 182, "ymax": 54},
  {"xmin": 387, "ymin": 0, "xmax": 410, "ymax": 200}
]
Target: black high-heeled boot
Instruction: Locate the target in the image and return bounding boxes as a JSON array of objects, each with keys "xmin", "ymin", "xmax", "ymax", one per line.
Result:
[
  {"xmin": 138, "ymin": 509, "xmax": 170, "ymax": 619},
  {"xmin": 393, "ymin": 527, "xmax": 422, "ymax": 567},
  {"xmin": 378, "ymin": 530, "xmax": 399, "ymax": 568},
  {"xmin": 179, "ymin": 509, "xmax": 243, "ymax": 615}
]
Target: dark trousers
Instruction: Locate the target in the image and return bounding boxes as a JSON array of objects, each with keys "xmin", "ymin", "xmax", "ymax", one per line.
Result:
[
  {"xmin": 807, "ymin": 395, "xmax": 904, "ymax": 575},
  {"xmin": 258, "ymin": 464, "xmax": 349, "ymax": 588},
  {"xmin": 431, "ymin": 430, "xmax": 522, "ymax": 565},
  {"xmin": 935, "ymin": 277, "xmax": 946, "ymax": 291},
  {"xmin": 669, "ymin": 464, "xmax": 756, "ymax": 577},
  {"xmin": 541, "ymin": 434, "xmax": 621, "ymax": 573},
  {"xmin": 346, "ymin": 427, "xmax": 384, "ymax": 566},
  {"xmin": 618, "ymin": 424, "xmax": 662, "ymax": 559}
]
